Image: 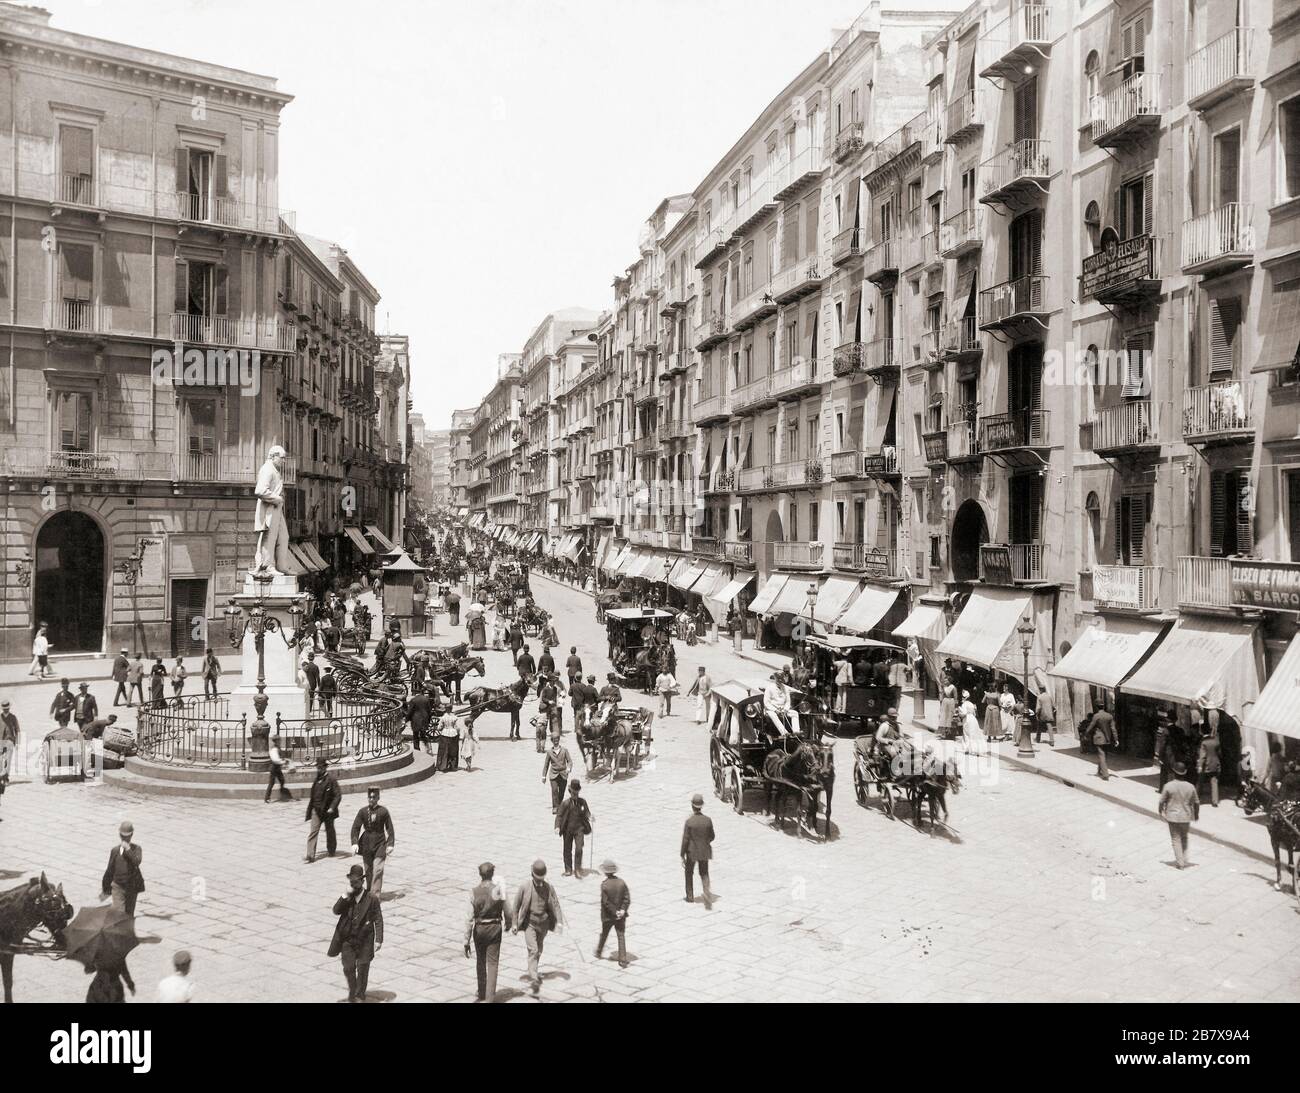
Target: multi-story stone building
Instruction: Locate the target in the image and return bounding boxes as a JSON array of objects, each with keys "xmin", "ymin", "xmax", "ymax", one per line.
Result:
[
  {"xmin": 448, "ymin": 407, "xmax": 476, "ymax": 514},
  {"xmin": 425, "ymin": 427, "xmax": 452, "ymax": 506},
  {"xmin": 483, "ymin": 353, "xmax": 523, "ymax": 530}
]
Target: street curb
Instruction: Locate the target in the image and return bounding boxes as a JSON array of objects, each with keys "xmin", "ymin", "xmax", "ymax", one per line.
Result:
[{"xmin": 909, "ymin": 717, "xmax": 1273, "ymax": 868}]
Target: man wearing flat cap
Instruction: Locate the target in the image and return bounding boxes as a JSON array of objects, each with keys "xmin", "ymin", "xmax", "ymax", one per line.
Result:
[
  {"xmin": 511, "ymin": 860, "xmax": 564, "ymax": 997},
  {"xmin": 350, "ymin": 787, "xmax": 395, "ymax": 895},
  {"xmin": 464, "ymin": 862, "xmax": 510, "ymax": 1002},
  {"xmin": 329, "ymin": 864, "xmax": 383, "ymax": 1003},
  {"xmin": 100, "ymin": 820, "xmax": 145, "ymax": 917},
  {"xmin": 681, "ymin": 793, "xmax": 714, "ymax": 908}
]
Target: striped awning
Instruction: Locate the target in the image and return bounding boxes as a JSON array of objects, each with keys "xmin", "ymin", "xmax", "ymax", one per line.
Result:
[
  {"xmin": 344, "ymin": 526, "xmax": 374, "ymax": 554},
  {"xmin": 300, "ymin": 542, "xmax": 330, "ymax": 571},
  {"xmin": 1247, "ymin": 635, "xmax": 1300, "ymax": 741},
  {"xmin": 770, "ymin": 575, "xmax": 819, "ymax": 616},
  {"xmin": 797, "ymin": 575, "xmax": 861, "ymax": 625},
  {"xmin": 1050, "ymin": 616, "xmax": 1169, "ymax": 690},
  {"xmin": 748, "ymin": 573, "xmax": 789, "ymax": 615},
  {"xmin": 838, "ymin": 585, "xmax": 904, "ymax": 636},
  {"xmin": 563, "ymin": 536, "xmax": 584, "ymax": 561},
  {"xmin": 893, "ymin": 602, "xmax": 947, "ymax": 642},
  {"xmin": 1123, "ymin": 616, "xmax": 1263, "ymax": 724},
  {"xmin": 365, "ymin": 525, "xmax": 396, "ymax": 552},
  {"xmin": 671, "ymin": 558, "xmax": 708, "ymax": 591},
  {"xmin": 705, "ymin": 571, "xmax": 753, "ymax": 623},
  {"xmin": 289, "ymin": 543, "xmax": 323, "ymax": 573}
]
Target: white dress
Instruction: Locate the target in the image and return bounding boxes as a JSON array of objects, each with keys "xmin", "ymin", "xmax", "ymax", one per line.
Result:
[{"xmin": 961, "ymin": 699, "xmax": 986, "ymax": 755}]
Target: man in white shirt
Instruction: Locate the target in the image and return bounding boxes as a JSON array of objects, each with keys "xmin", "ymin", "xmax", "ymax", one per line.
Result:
[
  {"xmin": 157, "ymin": 950, "xmax": 195, "ymax": 1003},
  {"xmin": 687, "ymin": 666, "xmax": 712, "ymax": 724},
  {"xmin": 763, "ymin": 673, "xmax": 797, "ymax": 736},
  {"xmin": 29, "ymin": 624, "xmax": 50, "ymax": 678}
]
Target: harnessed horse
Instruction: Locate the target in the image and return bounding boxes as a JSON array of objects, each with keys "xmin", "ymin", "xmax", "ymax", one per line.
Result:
[
  {"xmin": 1241, "ymin": 782, "xmax": 1300, "ymax": 892},
  {"xmin": 0, "ymin": 874, "xmax": 73, "ymax": 1003},
  {"xmin": 763, "ymin": 737, "xmax": 829, "ymax": 836},
  {"xmin": 460, "ymin": 680, "xmax": 530, "ymax": 728}
]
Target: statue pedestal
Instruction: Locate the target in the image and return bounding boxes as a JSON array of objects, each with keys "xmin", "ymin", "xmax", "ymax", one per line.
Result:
[{"xmin": 231, "ymin": 572, "xmax": 309, "ymax": 769}]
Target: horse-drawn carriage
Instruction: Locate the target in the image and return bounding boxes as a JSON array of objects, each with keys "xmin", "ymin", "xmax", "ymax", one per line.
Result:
[
  {"xmin": 517, "ymin": 601, "xmax": 548, "ymax": 637},
  {"xmin": 852, "ymin": 733, "xmax": 961, "ymax": 830},
  {"xmin": 793, "ymin": 634, "xmax": 903, "ymax": 738},
  {"xmin": 575, "ymin": 704, "xmax": 653, "ymax": 779},
  {"xmin": 707, "ymin": 680, "xmax": 834, "ymax": 839},
  {"xmin": 605, "ymin": 607, "xmax": 675, "ymax": 691}
]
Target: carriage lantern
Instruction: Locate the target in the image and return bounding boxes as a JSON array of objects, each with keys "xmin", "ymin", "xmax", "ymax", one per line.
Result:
[{"xmin": 1015, "ymin": 611, "xmax": 1036, "ymax": 758}]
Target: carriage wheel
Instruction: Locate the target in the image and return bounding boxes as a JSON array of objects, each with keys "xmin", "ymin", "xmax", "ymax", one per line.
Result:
[
  {"xmin": 853, "ymin": 764, "xmax": 867, "ymax": 806},
  {"xmin": 731, "ymin": 770, "xmax": 745, "ymax": 814},
  {"xmin": 880, "ymin": 783, "xmax": 895, "ymax": 819},
  {"xmin": 712, "ymin": 758, "xmax": 727, "ymax": 801}
]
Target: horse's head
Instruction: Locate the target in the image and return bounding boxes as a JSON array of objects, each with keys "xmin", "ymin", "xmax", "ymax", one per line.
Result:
[
  {"xmin": 460, "ymin": 657, "xmax": 485, "ymax": 677},
  {"xmin": 31, "ymin": 874, "xmax": 73, "ymax": 948},
  {"xmin": 1240, "ymin": 781, "xmax": 1268, "ymax": 816}
]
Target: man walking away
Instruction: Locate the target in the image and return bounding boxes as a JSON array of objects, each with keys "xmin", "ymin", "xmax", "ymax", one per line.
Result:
[
  {"xmin": 407, "ymin": 685, "xmax": 432, "ymax": 755},
  {"xmin": 0, "ymin": 700, "xmax": 18, "ymax": 821},
  {"xmin": 319, "ymin": 667, "xmax": 338, "ymax": 717},
  {"xmin": 1198, "ymin": 725, "xmax": 1221, "ymax": 808},
  {"xmin": 329, "ymin": 864, "xmax": 383, "ymax": 1003},
  {"xmin": 303, "ymin": 652, "xmax": 322, "ymax": 715},
  {"xmin": 1158, "ymin": 760, "xmax": 1199, "ymax": 869},
  {"xmin": 350, "ymin": 787, "xmax": 395, "ymax": 895},
  {"xmin": 99, "ymin": 820, "xmax": 145, "ymax": 917},
  {"xmin": 555, "ymin": 778, "xmax": 593, "ymax": 877},
  {"xmin": 596, "ymin": 859, "xmax": 630, "ymax": 968},
  {"xmin": 201, "ymin": 648, "xmax": 221, "ymax": 700},
  {"xmin": 1090, "ymin": 705, "xmax": 1116, "ymax": 780},
  {"xmin": 305, "ymin": 757, "xmax": 342, "ymax": 862},
  {"xmin": 511, "ymin": 860, "xmax": 564, "ymax": 998},
  {"xmin": 464, "ymin": 862, "xmax": 510, "ymax": 1002},
  {"xmin": 542, "ymin": 730, "xmax": 572, "ymax": 813},
  {"xmin": 565, "ymin": 646, "xmax": 582, "ymax": 686},
  {"xmin": 687, "ymin": 666, "xmax": 712, "ymax": 725},
  {"xmin": 127, "ymin": 654, "xmax": 145, "ymax": 707},
  {"xmin": 110, "ymin": 648, "xmax": 130, "ymax": 707},
  {"xmin": 681, "ymin": 793, "xmax": 715, "ymax": 909}
]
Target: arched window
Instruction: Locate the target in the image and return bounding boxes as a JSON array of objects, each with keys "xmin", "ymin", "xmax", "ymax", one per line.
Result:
[
  {"xmin": 1084, "ymin": 51, "xmax": 1101, "ymax": 118},
  {"xmin": 1084, "ymin": 200, "xmax": 1101, "ymax": 253},
  {"xmin": 1084, "ymin": 491, "xmax": 1102, "ymax": 569}
]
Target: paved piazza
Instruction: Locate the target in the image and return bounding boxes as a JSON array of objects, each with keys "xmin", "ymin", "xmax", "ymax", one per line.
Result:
[{"xmin": 2, "ymin": 575, "xmax": 1297, "ymax": 1004}]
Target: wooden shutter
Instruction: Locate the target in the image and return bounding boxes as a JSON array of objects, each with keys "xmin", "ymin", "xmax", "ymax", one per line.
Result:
[
  {"xmin": 1142, "ymin": 173, "xmax": 1154, "ymax": 236},
  {"xmin": 1130, "ymin": 494, "xmax": 1148, "ymax": 564},
  {"xmin": 213, "ymin": 154, "xmax": 228, "ymax": 198},
  {"xmin": 1209, "ymin": 298, "xmax": 1241, "ymax": 376},
  {"xmin": 1123, "ymin": 332, "xmax": 1149, "ymax": 397},
  {"xmin": 1236, "ymin": 471, "xmax": 1254, "ymax": 553},
  {"xmin": 848, "ymin": 290, "xmax": 862, "ymax": 341},
  {"xmin": 59, "ymin": 245, "xmax": 93, "ymax": 302},
  {"xmin": 58, "ymin": 392, "xmax": 90, "ymax": 451},
  {"xmin": 214, "ymin": 267, "xmax": 228, "ymax": 316},
  {"xmin": 174, "ymin": 259, "xmax": 189, "ymax": 314},
  {"xmin": 1013, "ymin": 77, "xmax": 1038, "ymax": 143},
  {"xmin": 176, "ymin": 146, "xmax": 190, "ymax": 193},
  {"xmin": 1210, "ymin": 470, "xmax": 1227, "ymax": 556},
  {"xmin": 805, "ymin": 197, "xmax": 819, "ymax": 258},
  {"xmin": 782, "ymin": 206, "xmax": 799, "ymax": 269},
  {"xmin": 1217, "ymin": 131, "xmax": 1240, "ymax": 205},
  {"xmin": 60, "ymin": 126, "xmax": 92, "ymax": 179}
]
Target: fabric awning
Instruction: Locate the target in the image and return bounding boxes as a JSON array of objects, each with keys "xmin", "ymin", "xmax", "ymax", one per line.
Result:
[
  {"xmin": 344, "ymin": 526, "xmax": 374, "ymax": 554},
  {"xmin": 288, "ymin": 543, "xmax": 317, "ymax": 573},
  {"xmin": 1252, "ymin": 276, "xmax": 1300, "ymax": 372},
  {"xmin": 748, "ymin": 573, "xmax": 789, "ymax": 615},
  {"xmin": 458, "ymin": 508, "xmax": 468, "ymax": 517},
  {"xmin": 797, "ymin": 575, "xmax": 861, "ymax": 625},
  {"xmin": 613, "ymin": 547, "xmax": 640, "ymax": 575},
  {"xmin": 893, "ymin": 602, "xmax": 947, "ymax": 642},
  {"xmin": 605, "ymin": 545, "xmax": 630, "ymax": 574},
  {"xmin": 563, "ymin": 536, "xmax": 584, "ymax": 562},
  {"xmin": 770, "ymin": 575, "xmax": 819, "ymax": 616},
  {"xmin": 936, "ymin": 585, "xmax": 1054, "ymax": 676},
  {"xmin": 666, "ymin": 556, "xmax": 694, "ymax": 588},
  {"xmin": 1049, "ymin": 616, "xmax": 1169, "ymax": 690},
  {"xmin": 837, "ymin": 584, "xmax": 904, "ymax": 635},
  {"xmin": 301, "ymin": 542, "xmax": 329, "ymax": 571},
  {"xmin": 672, "ymin": 558, "xmax": 708, "ymax": 591},
  {"xmin": 690, "ymin": 563, "xmax": 728, "ymax": 595},
  {"xmin": 594, "ymin": 530, "xmax": 613, "ymax": 569},
  {"xmin": 706, "ymin": 572, "xmax": 755, "ymax": 622},
  {"xmin": 632, "ymin": 550, "xmax": 670, "ymax": 580},
  {"xmin": 365, "ymin": 525, "xmax": 396, "ymax": 552},
  {"xmin": 1122, "ymin": 616, "xmax": 1263, "ymax": 723},
  {"xmin": 1246, "ymin": 636, "xmax": 1300, "ymax": 741}
]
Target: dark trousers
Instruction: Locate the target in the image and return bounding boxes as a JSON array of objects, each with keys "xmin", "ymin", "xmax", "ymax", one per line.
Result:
[
  {"xmin": 411, "ymin": 721, "xmax": 428, "ymax": 752},
  {"xmin": 306, "ymin": 810, "xmax": 337, "ymax": 858},
  {"xmin": 549, "ymin": 776, "xmax": 567, "ymax": 812},
  {"xmin": 597, "ymin": 919, "xmax": 626, "ymax": 963},
  {"xmin": 265, "ymin": 763, "xmax": 289, "ymax": 800},
  {"xmin": 339, "ymin": 945, "xmax": 371, "ymax": 1002},
  {"xmin": 509, "ymin": 708, "xmax": 521, "ymax": 739},
  {"xmin": 449, "ymin": 606, "xmax": 460, "ymax": 626},
  {"xmin": 473, "ymin": 925, "xmax": 501, "ymax": 1001},
  {"xmin": 112, "ymin": 682, "xmax": 129, "ymax": 706},
  {"xmin": 1095, "ymin": 744, "xmax": 1110, "ymax": 779},
  {"xmin": 561, "ymin": 832, "xmax": 585, "ymax": 873},
  {"xmin": 204, "ymin": 676, "xmax": 218, "ymax": 698},
  {"xmin": 684, "ymin": 858, "xmax": 711, "ymax": 900}
]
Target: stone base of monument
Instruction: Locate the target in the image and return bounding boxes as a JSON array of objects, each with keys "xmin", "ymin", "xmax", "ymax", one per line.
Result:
[{"xmin": 103, "ymin": 746, "xmax": 435, "ymax": 799}]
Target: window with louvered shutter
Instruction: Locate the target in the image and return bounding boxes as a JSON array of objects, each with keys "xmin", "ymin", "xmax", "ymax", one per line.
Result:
[
  {"xmin": 57, "ymin": 391, "xmax": 91, "ymax": 451},
  {"xmin": 1209, "ymin": 469, "xmax": 1252, "ymax": 556},
  {"xmin": 214, "ymin": 267, "xmax": 228, "ymax": 316},
  {"xmin": 1123, "ymin": 332, "xmax": 1150, "ymax": 398},
  {"xmin": 782, "ymin": 206, "xmax": 799, "ymax": 268},
  {"xmin": 213, "ymin": 154, "xmax": 228, "ymax": 198},
  {"xmin": 1013, "ymin": 77, "xmax": 1038, "ymax": 143},
  {"xmin": 805, "ymin": 197, "xmax": 819, "ymax": 257},
  {"xmin": 1236, "ymin": 471, "xmax": 1254, "ymax": 553},
  {"xmin": 1010, "ymin": 474, "xmax": 1042, "ymax": 543},
  {"xmin": 59, "ymin": 244, "xmax": 93, "ymax": 303},
  {"xmin": 1215, "ymin": 128, "xmax": 1241, "ymax": 206},
  {"xmin": 174, "ymin": 259, "xmax": 189, "ymax": 315},
  {"xmin": 1209, "ymin": 297, "xmax": 1241, "ymax": 377},
  {"xmin": 175, "ymin": 146, "xmax": 189, "ymax": 194}
]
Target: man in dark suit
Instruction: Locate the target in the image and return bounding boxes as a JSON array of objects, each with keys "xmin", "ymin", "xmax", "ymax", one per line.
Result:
[
  {"xmin": 305, "ymin": 757, "xmax": 342, "ymax": 862},
  {"xmin": 99, "ymin": 820, "xmax": 145, "ymax": 916},
  {"xmin": 406, "ymin": 687, "xmax": 433, "ymax": 754},
  {"xmin": 329, "ymin": 864, "xmax": 383, "ymax": 1003},
  {"xmin": 350, "ymin": 787, "xmax": 395, "ymax": 895},
  {"xmin": 596, "ymin": 859, "xmax": 630, "ymax": 968},
  {"xmin": 302, "ymin": 652, "xmax": 321, "ymax": 714},
  {"xmin": 681, "ymin": 793, "xmax": 715, "ymax": 908},
  {"xmin": 50, "ymin": 679, "xmax": 75, "ymax": 728},
  {"xmin": 318, "ymin": 667, "xmax": 338, "ymax": 718},
  {"xmin": 110, "ymin": 649, "xmax": 130, "ymax": 707},
  {"xmin": 565, "ymin": 647, "xmax": 583, "ymax": 686},
  {"xmin": 515, "ymin": 644, "xmax": 536, "ymax": 684},
  {"xmin": 1090, "ymin": 706, "xmax": 1117, "ymax": 781},
  {"xmin": 72, "ymin": 683, "xmax": 98, "ymax": 734}
]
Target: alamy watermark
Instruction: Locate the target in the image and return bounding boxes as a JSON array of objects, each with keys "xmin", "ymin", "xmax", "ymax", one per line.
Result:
[{"xmin": 150, "ymin": 345, "xmax": 261, "ymax": 396}]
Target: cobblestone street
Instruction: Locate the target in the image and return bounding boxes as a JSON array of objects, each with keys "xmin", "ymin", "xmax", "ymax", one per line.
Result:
[{"xmin": 2, "ymin": 575, "xmax": 1297, "ymax": 1004}]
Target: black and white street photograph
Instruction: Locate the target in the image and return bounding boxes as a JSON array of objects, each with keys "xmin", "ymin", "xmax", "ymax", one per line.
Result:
[{"xmin": 0, "ymin": 0, "xmax": 1296, "ymax": 1044}]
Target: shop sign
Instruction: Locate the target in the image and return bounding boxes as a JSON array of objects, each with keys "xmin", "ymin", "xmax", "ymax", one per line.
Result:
[
  {"xmin": 979, "ymin": 544, "xmax": 1013, "ymax": 586},
  {"xmin": 1230, "ymin": 559, "xmax": 1300, "ymax": 612}
]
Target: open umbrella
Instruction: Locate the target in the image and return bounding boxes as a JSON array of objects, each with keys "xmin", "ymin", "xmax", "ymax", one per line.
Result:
[{"xmin": 63, "ymin": 905, "xmax": 139, "ymax": 969}]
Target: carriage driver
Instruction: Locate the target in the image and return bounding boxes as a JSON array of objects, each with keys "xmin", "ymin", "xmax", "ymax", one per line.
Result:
[
  {"xmin": 874, "ymin": 707, "xmax": 902, "ymax": 762},
  {"xmin": 763, "ymin": 673, "xmax": 799, "ymax": 737}
]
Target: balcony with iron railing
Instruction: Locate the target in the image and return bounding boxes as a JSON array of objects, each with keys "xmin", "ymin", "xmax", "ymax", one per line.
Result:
[
  {"xmin": 1090, "ymin": 72, "xmax": 1162, "ymax": 148},
  {"xmin": 769, "ymin": 355, "xmax": 822, "ymax": 400},
  {"xmin": 1086, "ymin": 400, "xmax": 1159, "ymax": 455},
  {"xmin": 919, "ymin": 229, "xmax": 941, "ymax": 271},
  {"xmin": 43, "ymin": 300, "xmax": 113, "ymax": 335},
  {"xmin": 692, "ymin": 535, "xmax": 722, "ymax": 558},
  {"xmin": 1080, "ymin": 234, "xmax": 1160, "ymax": 304},
  {"xmin": 864, "ymin": 113, "xmax": 925, "ymax": 181},
  {"xmin": 772, "ymin": 253, "xmax": 825, "ymax": 303},
  {"xmin": 1186, "ymin": 28, "xmax": 1254, "ymax": 111},
  {"xmin": 834, "ymin": 543, "xmax": 901, "ymax": 578},
  {"xmin": 861, "ymin": 337, "xmax": 902, "ymax": 384},
  {"xmin": 729, "ymin": 374, "xmax": 775, "ymax": 415},
  {"xmin": 771, "ymin": 143, "xmax": 828, "ymax": 200},
  {"xmin": 979, "ymin": 140, "xmax": 1051, "ymax": 206},
  {"xmin": 863, "ymin": 239, "xmax": 899, "ymax": 284},
  {"xmin": 979, "ymin": 2, "xmax": 1055, "ymax": 82},
  {"xmin": 695, "ymin": 390, "xmax": 730, "ymax": 425},
  {"xmin": 170, "ymin": 313, "xmax": 296, "ymax": 352},
  {"xmin": 731, "ymin": 281, "xmax": 777, "ymax": 331},
  {"xmin": 980, "ymin": 542, "xmax": 1044, "ymax": 584},
  {"xmin": 732, "ymin": 177, "xmax": 779, "ymax": 238},
  {"xmin": 832, "ymin": 340, "xmax": 865, "ymax": 378},
  {"xmin": 1090, "ymin": 564, "xmax": 1164, "ymax": 612},
  {"xmin": 774, "ymin": 540, "xmax": 826, "ymax": 571},
  {"xmin": 941, "ymin": 316, "xmax": 983, "ymax": 362},
  {"xmin": 631, "ymin": 432, "xmax": 662, "ymax": 456},
  {"xmin": 940, "ymin": 206, "xmax": 983, "ymax": 258},
  {"xmin": 738, "ymin": 458, "xmax": 824, "ymax": 492},
  {"xmin": 947, "ymin": 413, "xmax": 982, "ymax": 463},
  {"xmin": 831, "ymin": 226, "xmax": 865, "ymax": 266},
  {"xmin": 704, "ymin": 468, "xmax": 736, "ymax": 494},
  {"xmin": 168, "ymin": 191, "xmax": 295, "ymax": 235},
  {"xmin": 1178, "ymin": 556, "xmax": 1233, "ymax": 610},
  {"xmin": 694, "ymin": 226, "xmax": 730, "ymax": 269},
  {"xmin": 1182, "ymin": 381, "xmax": 1253, "ymax": 444},
  {"xmin": 696, "ymin": 313, "xmax": 730, "ymax": 351},
  {"xmin": 833, "ymin": 121, "xmax": 866, "ymax": 164},
  {"xmin": 980, "ymin": 409, "xmax": 1050, "ymax": 455},
  {"xmin": 177, "ymin": 450, "xmax": 257, "ymax": 483},
  {"xmin": 921, "ymin": 112, "xmax": 945, "ymax": 163},
  {"xmin": 1181, "ymin": 204, "xmax": 1254, "ymax": 276},
  {"xmin": 724, "ymin": 539, "xmax": 754, "ymax": 565},
  {"xmin": 979, "ymin": 275, "xmax": 1049, "ymax": 330},
  {"xmin": 945, "ymin": 91, "xmax": 983, "ymax": 145}
]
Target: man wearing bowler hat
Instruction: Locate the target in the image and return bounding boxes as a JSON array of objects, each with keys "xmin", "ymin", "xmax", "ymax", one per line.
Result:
[
  {"xmin": 100, "ymin": 820, "xmax": 145, "ymax": 917},
  {"xmin": 1158, "ymin": 760, "xmax": 1199, "ymax": 869},
  {"xmin": 350, "ymin": 787, "xmax": 395, "ymax": 895},
  {"xmin": 681, "ymin": 793, "xmax": 715, "ymax": 908},
  {"xmin": 329, "ymin": 864, "xmax": 383, "ymax": 1003},
  {"xmin": 510, "ymin": 860, "xmax": 564, "ymax": 998}
]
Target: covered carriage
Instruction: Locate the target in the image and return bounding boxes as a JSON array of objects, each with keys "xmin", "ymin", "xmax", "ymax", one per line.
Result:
[
  {"xmin": 794, "ymin": 634, "xmax": 904, "ymax": 738},
  {"xmin": 604, "ymin": 607, "xmax": 675, "ymax": 690}
]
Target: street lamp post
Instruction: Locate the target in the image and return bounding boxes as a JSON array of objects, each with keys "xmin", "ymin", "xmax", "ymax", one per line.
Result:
[
  {"xmin": 224, "ymin": 572, "xmax": 304, "ymax": 699},
  {"xmin": 662, "ymin": 557, "xmax": 673, "ymax": 609},
  {"xmin": 1016, "ymin": 611, "xmax": 1036, "ymax": 757},
  {"xmin": 805, "ymin": 584, "xmax": 818, "ymax": 638}
]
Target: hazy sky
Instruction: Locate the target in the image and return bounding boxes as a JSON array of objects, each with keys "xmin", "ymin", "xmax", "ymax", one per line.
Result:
[{"xmin": 54, "ymin": 0, "xmax": 903, "ymax": 428}]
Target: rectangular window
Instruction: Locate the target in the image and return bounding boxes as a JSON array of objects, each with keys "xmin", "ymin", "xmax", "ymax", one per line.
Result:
[
  {"xmin": 1281, "ymin": 96, "xmax": 1300, "ymax": 203},
  {"xmin": 1215, "ymin": 127, "xmax": 1241, "ymax": 207},
  {"xmin": 809, "ymin": 501, "xmax": 819, "ymax": 539},
  {"xmin": 1120, "ymin": 10, "xmax": 1148, "ymax": 78},
  {"xmin": 807, "ymin": 414, "xmax": 820, "ymax": 457},
  {"xmin": 55, "ymin": 390, "xmax": 92, "ymax": 452},
  {"xmin": 790, "ymin": 505, "xmax": 799, "ymax": 543},
  {"xmin": 1288, "ymin": 471, "xmax": 1300, "ymax": 562},
  {"xmin": 58, "ymin": 243, "xmax": 94, "ymax": 330},
  {"xmin": 1115, "ymin": 492, "xmax": 1150, "ymax": 565},
  {"xmin": 1118, "ymin": 174, "xmax": 1154, "ymax": 240},
  {"xmin": 1123, "ymin": 331, "xmax": 1151, "ymax": 398},
  {"xmin": 1210, "ymin": 468, "xmax": 1253, "ymax": 556},
  {"xmin": 58, "ymin": 125, "xmax": 94, "ymax": 204},
  {"xmin": 1209, "ymin": 297, "xmax": 1242, "ymax": 378}
]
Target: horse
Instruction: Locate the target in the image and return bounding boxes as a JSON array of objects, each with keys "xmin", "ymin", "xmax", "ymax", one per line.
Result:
[
  {"xmin": 905, "ymin": 747, "xmax": 962, "ymax": 830},
  {"xmin": 581, "ymin": 704, "xmax": 636, "ymax": 776},
  {"xmin": 615, "ymin": 648, "xmax": 662, "ymax": 694},
  {"xmin": 1241, "ymin": 782, "xmax": 1300, "ymax": 892},
  {"xmin": 426, "ymin": 656, "xmax": 484, "ymax": 702},
  {"xmin": 0, "ymin": 874, "xmax": 74, "ymax": 1003},
  {"xmin": 762, "ymin": 738, "xmax": 825, "ymax": 836},
  {"xmin": 461, "ymin": 681, "xmax": 529, "ymax": 728}
]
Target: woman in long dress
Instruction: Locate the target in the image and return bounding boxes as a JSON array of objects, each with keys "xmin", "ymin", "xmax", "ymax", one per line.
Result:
[
  {"xmin": 961, "ymin": 690, "xmax": 986, "ymax": 755},
  {"xmin": 982, "ymin": 680, "xmax": 1002, "ymax": 739},
  {"xmin": 938, "ymin": 675, "xmax": 958, "ymax": 735}
]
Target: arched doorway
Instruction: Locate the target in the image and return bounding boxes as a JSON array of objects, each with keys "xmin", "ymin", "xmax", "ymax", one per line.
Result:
[
  {"xmin": 951, "ymin": 499, "xmax": 989, "ymax": 583},
  {"xmin": 763, "ymin": 509, "xmax": 784, "ymax": 573},
  {"xmin": 33, "ymin": 511, "xmax": 105, "ymax": 655}
]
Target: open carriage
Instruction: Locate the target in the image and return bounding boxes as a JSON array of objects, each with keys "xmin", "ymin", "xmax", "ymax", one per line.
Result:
[
  {"xmin": 706, "ymin": 680, "xmax": 834, "ymax": 839},
  {"xmin": 852, "ymin": 734, "xmax": 961, "ymax": 830},
  {"xmin": 576, "ymin": 704, "xmax": 654, "ymax": 779}
]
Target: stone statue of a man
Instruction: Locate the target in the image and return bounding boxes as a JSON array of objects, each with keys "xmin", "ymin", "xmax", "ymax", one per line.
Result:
[{"xmin": 254, "ymin": 445, "xmax": 297, "ymax": 575}]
